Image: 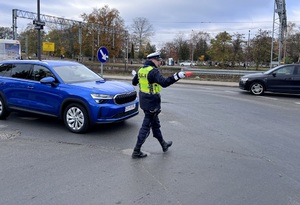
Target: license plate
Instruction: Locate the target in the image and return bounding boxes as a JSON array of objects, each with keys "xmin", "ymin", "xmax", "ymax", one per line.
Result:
[{"xmin": 125, "ymin": 104, "xmax": 136, "ymax": 112}]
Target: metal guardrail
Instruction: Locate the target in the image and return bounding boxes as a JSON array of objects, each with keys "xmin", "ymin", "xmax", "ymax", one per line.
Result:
[{"xmin": 181, "ymin": 68, "xmax": 263, "ymax": 76}]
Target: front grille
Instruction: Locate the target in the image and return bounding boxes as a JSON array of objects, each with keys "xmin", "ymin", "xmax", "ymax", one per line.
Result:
[{"xmin": 114, "ymin": 91, "xmax": 137, "ymax": 105}]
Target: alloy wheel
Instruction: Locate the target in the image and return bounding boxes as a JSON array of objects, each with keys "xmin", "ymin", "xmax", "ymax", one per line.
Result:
[{"xmin": 66, "ymin": 106, "xmax": 85, "ymax": 131}]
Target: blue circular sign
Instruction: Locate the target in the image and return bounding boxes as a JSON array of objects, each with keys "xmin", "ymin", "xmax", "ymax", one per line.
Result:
[{"xmin": 97, "ymin": 46, "xmax": 109, "ymax": 63}]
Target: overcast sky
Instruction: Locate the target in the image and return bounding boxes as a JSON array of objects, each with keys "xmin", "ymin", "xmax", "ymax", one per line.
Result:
[{"xmin": 1, "ymin": 0, "xmax": 300, "ymax": 48}]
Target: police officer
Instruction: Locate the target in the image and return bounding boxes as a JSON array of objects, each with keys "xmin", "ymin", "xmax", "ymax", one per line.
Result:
[{"xmin": 132, "ymin": 52, "xmax": 186, "ymax": 158}]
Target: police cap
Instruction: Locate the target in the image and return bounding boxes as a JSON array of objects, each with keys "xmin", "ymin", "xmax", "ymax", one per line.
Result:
[{"xmin": 147, "ymin": 52, "xmax": 162, "ymax": 61}]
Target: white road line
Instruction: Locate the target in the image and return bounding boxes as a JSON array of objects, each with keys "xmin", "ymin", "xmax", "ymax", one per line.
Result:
[
  {"xmin": 225, "ymin": 90, "xmax": 236, "ymax": 94},
  {"xmin": 257, "ymin": 96, "xmax": 278, "ymax": 100}
]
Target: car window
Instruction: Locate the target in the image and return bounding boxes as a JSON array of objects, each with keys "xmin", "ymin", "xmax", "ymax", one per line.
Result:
[
  {"xmin": 11, "ymin": 64, "xmax": 32, "ymax": 79},
  {"xmin": 274, "ymin": 65, "xmax": 295, "ymax": 76},
  {"xmin": 30, "ymin": 65, "xmax": 54, "ymax": 81},
  {"xmin": 0, "ymin": 64, "xmax": 12, "ymax": 77}
]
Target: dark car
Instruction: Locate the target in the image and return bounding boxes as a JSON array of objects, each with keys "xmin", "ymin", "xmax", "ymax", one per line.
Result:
[
  {"xmin": 0, "ymin": 60, "xmax": 139, "ymax": 133},
  {"xmin": 239, "ymin": 64, "xmax": 300, "ymax": 95}
]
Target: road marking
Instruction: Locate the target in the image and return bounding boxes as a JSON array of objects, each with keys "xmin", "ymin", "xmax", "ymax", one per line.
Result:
[
  {"xmin": 225, "ymin": 90, "xmax": 236, "ymax": 94},
  {"xmin": 295, "ymin": 102, "xmax": 300, "ymax": 105},
  {"xmin": 169, "ymin": 121, "xmax": 182, "ymax": 126},
  {"xmin": 258, "ymin": 96, "xmax": 278, "ymax": 100},
  {"xmin": 0, "ymin": 124, "xmax": 8, "ymax": 128}
]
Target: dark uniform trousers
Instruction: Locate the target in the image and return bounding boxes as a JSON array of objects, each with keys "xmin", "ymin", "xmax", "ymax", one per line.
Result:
[{"xmin": 134, "ymin": 109, "xmax": 163, "ymax": 150}]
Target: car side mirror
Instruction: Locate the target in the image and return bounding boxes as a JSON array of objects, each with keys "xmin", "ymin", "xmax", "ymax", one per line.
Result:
[
  {"xmin": 40, "ymin": 77, "xmax": 57, "ymax": 86},
  {"xmin": 272, "ymin": 73, "xmax": 277, "ymax": 77}
]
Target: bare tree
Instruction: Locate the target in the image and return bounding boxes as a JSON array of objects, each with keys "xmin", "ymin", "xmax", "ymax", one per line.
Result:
[
  {"xmin": 173, "ymin": 32, "xmax": 189, "ymax": 61},
  {"xmin": 231, "ymin": 33, "xmax": 245, "ymax": 66},
  {"xmin": 130, "ymin": 17, "xmax": 154, "ymax": 57},
  {"xmin": 190, "ymin": 31, "xmax": 210, "ymax": 62}
]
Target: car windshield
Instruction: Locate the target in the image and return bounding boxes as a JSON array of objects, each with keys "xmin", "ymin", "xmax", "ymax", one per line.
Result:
[{"xmin": 52, "ymin": 64, "xmax": 103, "ymax": 83}]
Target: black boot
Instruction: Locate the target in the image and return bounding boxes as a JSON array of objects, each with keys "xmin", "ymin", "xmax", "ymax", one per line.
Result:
[
  {"xmin": 161, "ymin": 141, "xmax": 172, "ymax": 152},
  {"xmin": 132, "ymin": 150, "xmax": 147, "ymax": 159}
]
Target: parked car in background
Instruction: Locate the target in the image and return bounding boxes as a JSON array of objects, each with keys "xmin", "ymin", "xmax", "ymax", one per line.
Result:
[
  {"xmin": 239, "ymin": 64, "xmax": 300, "ymax": 95},
  {"xmin": 180, "ymin": 61, "xmax": 196, "ymax": 66},
  {"xmin": 0, "ymin": 60, "xmax": 139, "ymax": 133}
]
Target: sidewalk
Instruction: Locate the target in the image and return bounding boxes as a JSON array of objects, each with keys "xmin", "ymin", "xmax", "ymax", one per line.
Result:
[{"xmin": 103, "ymin": 75, "xmax": 239, "ymax": 87}]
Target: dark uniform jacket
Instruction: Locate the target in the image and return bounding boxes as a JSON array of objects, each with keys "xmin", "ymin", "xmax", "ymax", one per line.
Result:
[{"xmin": 132, "ymin": 60, "xmax": 177, "ymax": 112}]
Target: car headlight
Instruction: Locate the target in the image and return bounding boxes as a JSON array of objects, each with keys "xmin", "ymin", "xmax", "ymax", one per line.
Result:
[
  {"xmin": 240, "ymin": 77, "xmax": 248, "ymax": 83},
  {"xmin": 91, "ymin": 93, "xmax": 114, "ymax": 104}
]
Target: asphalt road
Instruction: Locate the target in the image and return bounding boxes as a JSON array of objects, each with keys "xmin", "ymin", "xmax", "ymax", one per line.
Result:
[{"xmin": 0, "ymin": 83, "xmax": 300, "ymax": 205}]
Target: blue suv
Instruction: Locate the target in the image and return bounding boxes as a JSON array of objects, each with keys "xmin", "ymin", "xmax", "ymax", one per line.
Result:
[{"xmin": 0, "ymin": 60, "xmax": 139, "ymax": 133}]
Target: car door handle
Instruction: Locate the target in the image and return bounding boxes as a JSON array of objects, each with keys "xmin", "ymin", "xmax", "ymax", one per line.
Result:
[
  {"xmin": 284, "ymin": 78, "xmax": 292, "ymax": 80},
  {"xmin": 27, "ymin": 86, "xmax": 34, "ymax": 89}
]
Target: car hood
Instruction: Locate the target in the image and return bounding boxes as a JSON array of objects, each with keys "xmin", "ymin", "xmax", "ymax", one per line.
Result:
[{"xmin": 72, "ymin": 80, "xmax": 135, "ymax": 94}]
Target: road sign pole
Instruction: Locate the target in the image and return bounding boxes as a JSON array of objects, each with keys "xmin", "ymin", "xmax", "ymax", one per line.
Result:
[{"xmin": 101, "ymin": 63, "xmax": 103, "ymax": 77}]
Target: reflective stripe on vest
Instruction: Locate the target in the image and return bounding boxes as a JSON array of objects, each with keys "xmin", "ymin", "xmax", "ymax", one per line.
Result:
[{"xmin": 138, "ymin": 66, "xmax": 162, "ymax": 94}]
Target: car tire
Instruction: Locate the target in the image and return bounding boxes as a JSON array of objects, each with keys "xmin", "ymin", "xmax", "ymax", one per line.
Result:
[
  {"xmin": 250, "ymin": 82, "xmax": 265, "ymax": 95},
  {"xmin": 63, "ymin": 103, "xmax": 89, "ymax": 133},
  {"xmin": 0, "ymin": 96, "xmax": 10, "ymax": 119}
]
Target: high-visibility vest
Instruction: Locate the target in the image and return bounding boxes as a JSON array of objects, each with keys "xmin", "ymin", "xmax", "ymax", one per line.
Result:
[{"xmin": 138, "ymin": 66, "xmax": 162, "ymax": 94}]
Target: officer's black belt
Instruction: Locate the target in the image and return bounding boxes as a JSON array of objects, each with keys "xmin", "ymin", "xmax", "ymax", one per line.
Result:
[{"xmin": 140, "ymin": 91, "xmax": 160, "ymax": 96}]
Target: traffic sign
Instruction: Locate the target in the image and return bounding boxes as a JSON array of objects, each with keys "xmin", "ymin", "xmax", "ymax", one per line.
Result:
[
  {"xmin": 97, "ymin": 46, "xmax": 109, "ymax": 63},
  {"xmin": 42, "ymin": 42, "xmax": 55, "ymax": 52}
]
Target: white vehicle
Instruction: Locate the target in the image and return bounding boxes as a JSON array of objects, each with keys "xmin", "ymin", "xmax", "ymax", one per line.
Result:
[
  {"xmin": 180, "ymin": 61, "xmax": 196, "ymax": 66},
  {"xmin": 0, "ymin": 39, "xmax": 21, "ymax": 61},
  {"xmin": 168, "ymin": 58, "xmax": 174, "ymax": 66}
]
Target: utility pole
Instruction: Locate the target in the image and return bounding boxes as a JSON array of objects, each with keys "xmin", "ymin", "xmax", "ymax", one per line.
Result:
[
  {"xmin": 37, "ymin": 0, "xmax": 41, "ymax": 60},
  {"xmin": 12, "ymin": 9, "xmax": 18, "ymax": 40},
  {"xmin": 33, "ymin": 0, "xmax": 45, "ymax": 60}
]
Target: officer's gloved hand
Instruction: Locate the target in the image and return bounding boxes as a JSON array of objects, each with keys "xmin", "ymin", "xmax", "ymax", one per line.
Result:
[
  {"xmin": 173, "ymin": 71, "xmax": 186, "ymax": 80},
  {"xmin": 131, "ymin": 70, "xmax": 137, "ymax": 76}
]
